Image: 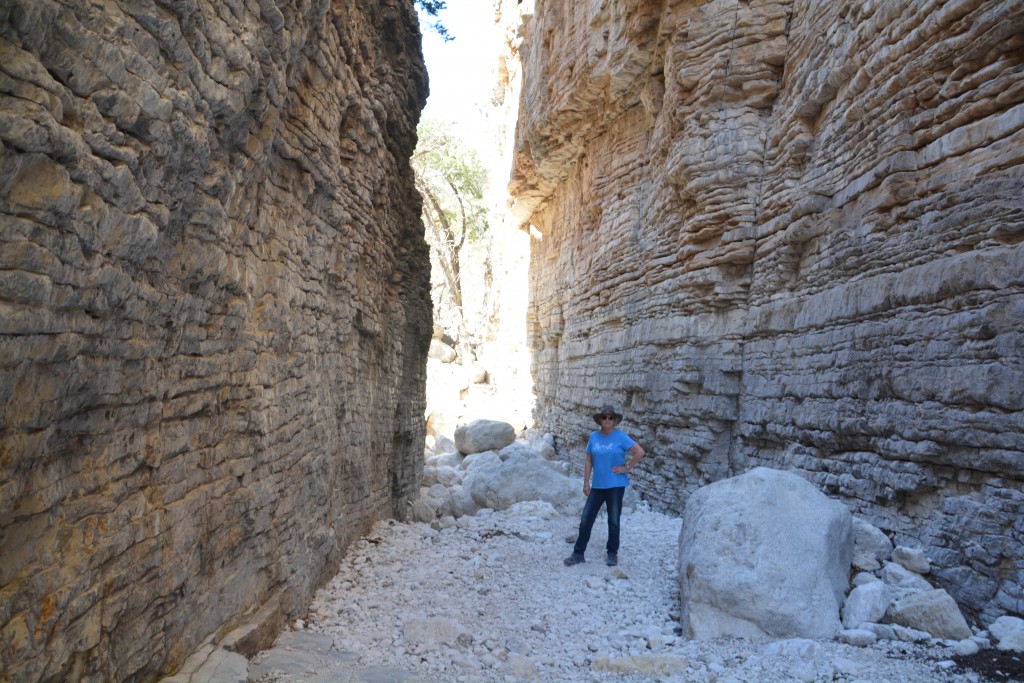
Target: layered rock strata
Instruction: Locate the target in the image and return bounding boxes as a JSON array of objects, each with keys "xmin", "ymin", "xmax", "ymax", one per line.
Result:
[
  {"xmin": 512, "ymin": 0, "xmax": 1024, "ymax": 624},
  {"xmin": 0, "ymin": 1, "xmax": 430, "ymax": 680}
]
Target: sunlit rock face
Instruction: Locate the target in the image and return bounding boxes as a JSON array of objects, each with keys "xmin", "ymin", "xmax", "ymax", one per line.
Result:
[
  {"xmin": 0, "ymin": 1, "xmax": 430, "ymax": 680},
  {"xmin": 512, "ymin": 0, "xmax": 1023, "ymax": 624}
]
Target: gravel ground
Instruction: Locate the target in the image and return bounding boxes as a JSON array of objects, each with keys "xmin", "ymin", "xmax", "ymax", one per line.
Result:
[{"xmin": 258, "ymin": 501, "xmax": 1000, "ymax": 683}]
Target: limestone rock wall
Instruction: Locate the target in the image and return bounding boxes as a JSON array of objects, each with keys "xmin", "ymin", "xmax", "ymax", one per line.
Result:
[
  {"xmin": 0, "ymin": 1, "xmax": 430, "ymax": 680},
  {"xmin": 513, "ymin": 0, "xmax": 1024, "ymax": 624}
]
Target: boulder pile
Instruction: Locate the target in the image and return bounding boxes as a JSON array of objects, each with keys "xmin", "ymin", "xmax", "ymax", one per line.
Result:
[
  {"xmin": 416, "ymin": 420, "xmax": 638, "ymax": 527},
  {"xmin": 844, "ymin": 519, "xmax": 1024, "ymax": 657},
  {"xmin": 418, "ymin": 427, "xmax": 1024, "ymax": 665},
  {"xmin": 676, "ymin": 467, "xmax": 1024, "ymax": 658}
]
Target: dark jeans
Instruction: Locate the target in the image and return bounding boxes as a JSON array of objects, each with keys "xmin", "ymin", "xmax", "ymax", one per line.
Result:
[{"xmin": 573, "ymin": 487, "xmax": 625, "ymax": 557}]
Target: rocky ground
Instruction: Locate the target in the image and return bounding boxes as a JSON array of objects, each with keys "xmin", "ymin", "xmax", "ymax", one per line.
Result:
[{"xmin": 245, "ymin": 501, "xmax": 1013, "ymax": 683}]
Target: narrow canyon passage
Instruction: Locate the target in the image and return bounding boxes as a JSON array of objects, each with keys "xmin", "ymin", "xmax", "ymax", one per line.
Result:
[{"xmin": 2, "ymin": 0, "xmax": 1022, "ymax": 681}]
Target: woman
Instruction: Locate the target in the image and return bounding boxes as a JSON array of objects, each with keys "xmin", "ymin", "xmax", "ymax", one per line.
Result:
[{"xmin": 564, "ymin": 405, "xmax": 645, "ymax": 567}]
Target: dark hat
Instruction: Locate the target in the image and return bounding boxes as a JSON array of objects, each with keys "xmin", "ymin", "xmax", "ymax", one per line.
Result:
[{"xmin": 592, "ymin": 405, "xmax": 623, "ymax": 425}]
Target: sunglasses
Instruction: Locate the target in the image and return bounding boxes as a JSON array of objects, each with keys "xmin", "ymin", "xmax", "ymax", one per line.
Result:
[{"xmin": 599, "ymin": 415, "xmax": 616, "ymax": 420}]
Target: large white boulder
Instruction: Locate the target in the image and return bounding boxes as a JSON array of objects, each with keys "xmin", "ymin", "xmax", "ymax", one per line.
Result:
[
  {"xmin": 454, "ymin": 419, "xmax": 516, "ymax": 454},
  {"xmin": 463, "ymin": 452, "xmax": 576, "ymax": 513},
  {"xmin": 678, "ymin": 467, "xmax": 852, "ymax": 639}
]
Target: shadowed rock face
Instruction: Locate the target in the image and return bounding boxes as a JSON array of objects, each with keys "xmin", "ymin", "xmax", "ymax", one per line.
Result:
[
  {"xmin": 0, "ymin": 1, "xmax": 430, "ymax": 680},
  {"xmin": 512, "ymin": 0, "xmax": 1024, "ymax": 624}
]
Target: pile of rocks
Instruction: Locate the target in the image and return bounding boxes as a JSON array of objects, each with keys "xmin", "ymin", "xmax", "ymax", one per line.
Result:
[
  {"xmin": 418, "ymin": 437, "xmax": 1024, "ymax": 664},
  {"xmin": 414, "ymin": 419, "xmax": 632, "ymax": 527},
  {"xmin": 678, "ymin": 467, "xmax": 1024, "ymax": 660},
  {"xmin": 844, "ymin": 518, "xmax": 1024, "ymax": 657}
]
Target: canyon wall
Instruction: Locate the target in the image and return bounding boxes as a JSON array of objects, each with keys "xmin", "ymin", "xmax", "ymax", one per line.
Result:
[
  {"xmin": 0, "ymin": 1, "xmax": 430, "ymax": 680},
  {"xmin": 512, "ymin": 0, "xmax": 1024, "ymax": 624}
]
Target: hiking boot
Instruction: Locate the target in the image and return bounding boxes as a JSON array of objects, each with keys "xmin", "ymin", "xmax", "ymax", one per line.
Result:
[
  {"xmin": 563, "ymin": 553, "xmax": 585, "ymax": 566},
  {"xmin": 606, "ymin": 552, "xmax": 618, "ymax": 566}
]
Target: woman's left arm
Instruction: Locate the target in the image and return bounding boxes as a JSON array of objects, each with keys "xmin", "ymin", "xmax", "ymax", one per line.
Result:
[
  {"xmin": 625, "ymin": 444, "xmax": 645, "ymax": 471},
  {"xmin": 613, "ymin": 443, "xmax": 645, "ymax": 474}
]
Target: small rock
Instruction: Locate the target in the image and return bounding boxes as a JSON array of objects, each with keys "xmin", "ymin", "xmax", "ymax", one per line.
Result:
[
  {"xmin": 880, "ymin": 561, "xmax": 933, "ymax": 600},
  {"xmin": 763, "ymin": 638, "xmax": 818, "ymax": 660},
  {"xmin": 837, "ymin": 629, "xmax": 877, "ymax": 647},
  {"xmin": 851, "ymin": 572, "xmax": 879, "ymax": 587},
  {"xmin": 505, "ymin": 653, "xmax": 537, "ymax": 678},
  {"xmin": 892, "ymin": 624, "xmax": 933, "ymax": 642},
  {"xmin": 892, "ymin": 546, "xmax": 930, "ymax": 574},
  {"xmin": 852, "ymin": 518, "xmax": 893, "ymax": 572},
  {"xmin": 954, "ymin": 638, "xmax": 981, "ymax": 656}
]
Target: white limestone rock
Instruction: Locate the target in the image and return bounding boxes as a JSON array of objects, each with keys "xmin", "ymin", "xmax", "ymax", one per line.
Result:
[
  {"xmin": 428, "ymin": 338, "xmax": 457, "ymax": 363},
  {"xmin": 763, "ymin": 638, "xmax": 820, "ymax": 660},
  {"xmin": 886, "ymin": 589, "xmax": 972, "ymax": 640},
  {"xmin": 990, "ymin": 615, "xmax": 1024, "ymax": 652},
  {"xmin": 860, "ymin": 622, "xmax": 897, "ymax": 641},
  {"xmin": 463, "ymin": 452, "xmax": 576, "ymax": 513},
  {"xmin": 837, "ymin": 629, "xmax": 878, "ymax": 647},
  {"xmin": 504, "ymin": 500, "xmax": 559, "ymax": 519},
  {"xmin": 590, "ymin": 654, "xmax": 691, "ymax": 675},
  {"xmin": 851, "ymin": 572, "xmax": 878, "ymax": 588},
  {"xmin": 852, "ymin": 518, "xmax": 893, "ymax": 572},
  {"xmin": 842, "ymin": 580, "xmax": 891, "ymax": 629},
  {"xmin": 892, "ymin": 624, "xmax": 934, "ymax": 642},
  {"xmin": 433, "ymin": 515, "xmax": 457, "ymax": 530},
  {"xmin": 425, "ymin": 450, "xmax": 461, "ymax": 469},
  {"xmin": 498, "ymin": 440, "xmax": 544, "ymax": 461},
  {"xmin": 455, "ymin": 419, "xmax": 517, "ymax": 454},
  {"xmin": 466, "ymin": 364, "xmax": 489, "ymax": 384},
  {"xmin": 880, "ymin": 561, "xmax": 933, "ymax": 600},
  {"xmin": 678, "ymin": 468, "xmax": 852, "ymax": 639},
  {"xmin": 892, "ymin": 546, "xmax": 930, "ymax": 574},
  {"xmin": 434, "ymin": 436, "xmax": 459, "ymax": 457},
  {"xmin": 403, "ymin": 616, "xmax": 467, "ymax": 649},
  {"xmin": 411, "ymin": 498, "xmax": 439, "ymax": 523},
  {"xmin": 443, "ymin": 484, "xmax": 479, "ymax": 519},
  {"xmin": 420, "ymin": 467, "xmax": 439, "ymax": 488},
  {"xmin": 525, "ymin": 431, "xmax": 557, "ymax": 459},
  {"xmin": 462, "ymin": 450, "xmax": 501, "ymax": 472},
  {"xmin": 433, "ymin": 465, "xmax": 463, "ymax": 487}
]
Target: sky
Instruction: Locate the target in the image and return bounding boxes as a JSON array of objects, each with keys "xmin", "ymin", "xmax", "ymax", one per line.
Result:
[{"xmin": 418, "ymin": 1, "xmax": 499, "ymax": 147}]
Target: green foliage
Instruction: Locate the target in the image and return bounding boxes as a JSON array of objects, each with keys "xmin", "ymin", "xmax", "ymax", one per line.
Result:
[
  {"xmin": 416, "ymin": 0, "xmax": 452, "ymax": 41},
  {"xmin": 412, "ymin": 118, "xmax": 490, "ymax": 329},
  {"xmin": 416, "ymin": 0, "xmax": 446, "ymax": 14},
  {"xmin": 414, "ymin": 119, "xmax": 488, "ymax": 244}
]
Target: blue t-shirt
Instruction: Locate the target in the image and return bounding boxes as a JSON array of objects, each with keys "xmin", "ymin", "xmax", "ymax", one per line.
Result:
[{"xmin": 587, "ymin": 429, "xmax": 637, "ymax": 489}]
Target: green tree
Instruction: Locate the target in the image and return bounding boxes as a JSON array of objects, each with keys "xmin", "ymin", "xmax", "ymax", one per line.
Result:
[
  {"xmin": 416, "ymin": 0, "xmax": 452, "ymax": 41},
  {"xmin": 412, "ymin": 119, "xmax": 489, "ymax": 355}
]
